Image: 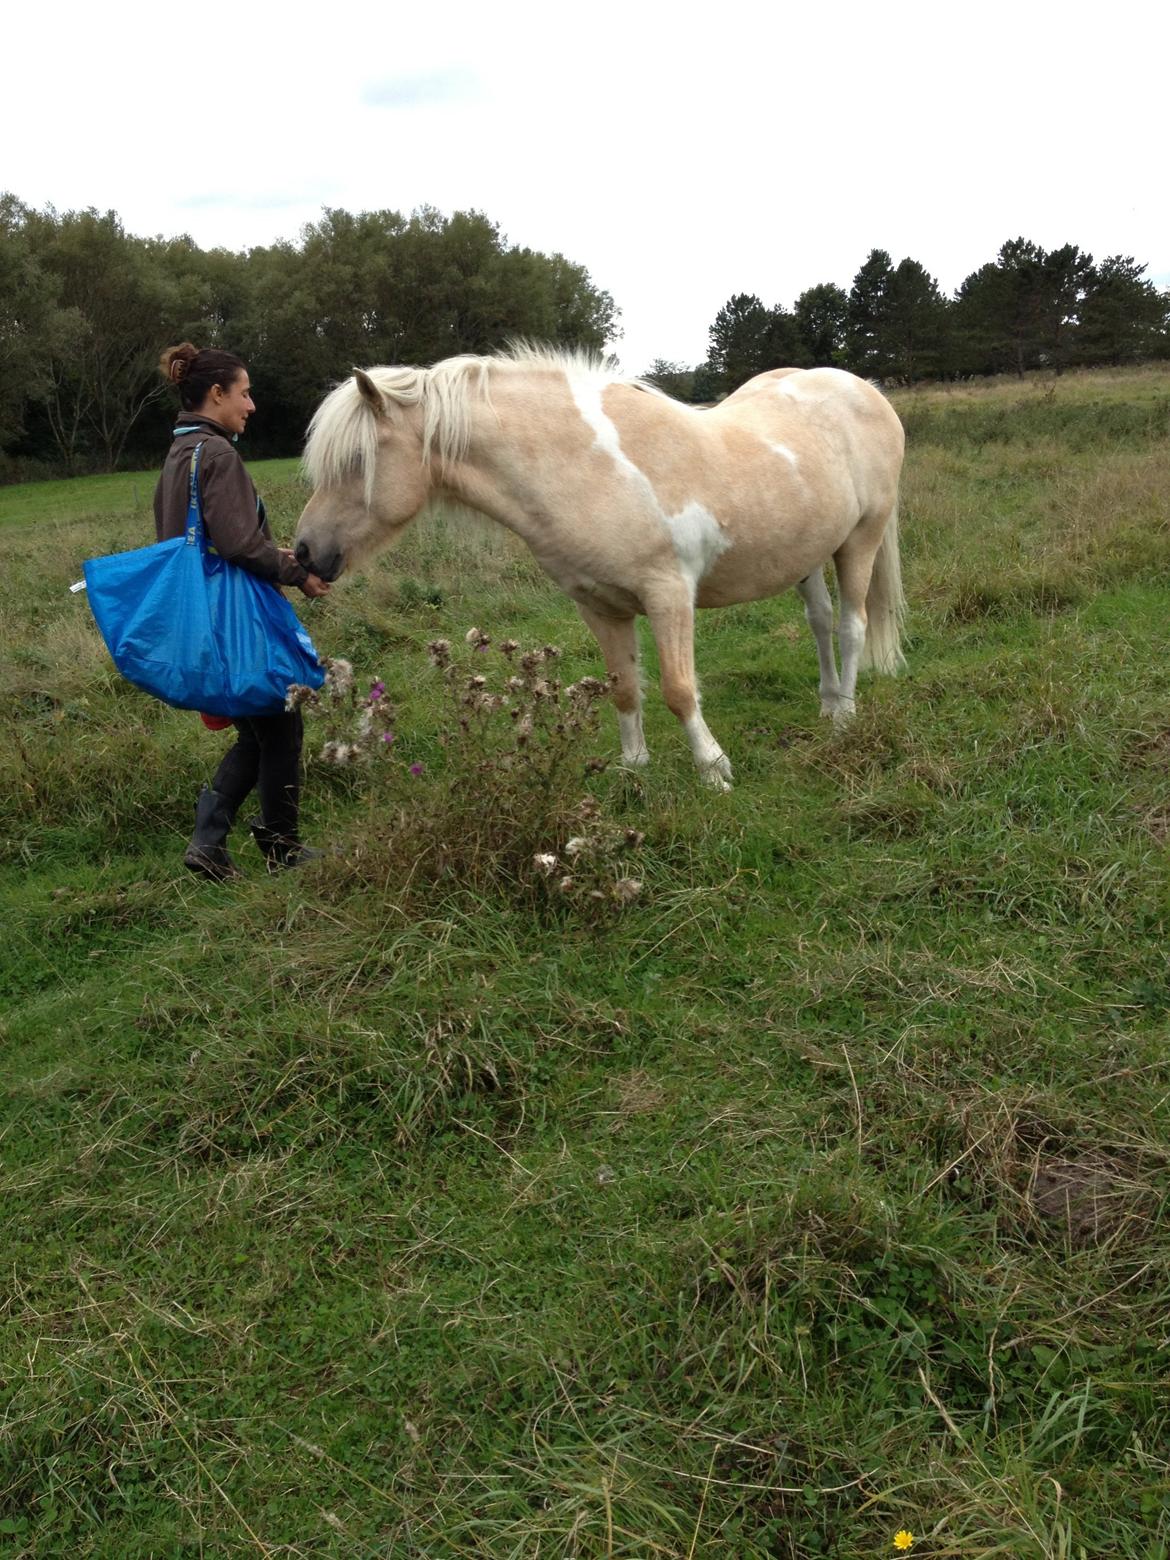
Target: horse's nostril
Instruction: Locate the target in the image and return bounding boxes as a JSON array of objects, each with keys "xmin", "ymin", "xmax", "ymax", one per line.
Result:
[{"xmin": 294, "ymin": 540, "xmax": 311, "ymax": 565}]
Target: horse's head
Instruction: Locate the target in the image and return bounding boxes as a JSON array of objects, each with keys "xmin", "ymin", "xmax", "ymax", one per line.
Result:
[{"xmin": 295, "ymin": 369, "xmax": 432, "ymax": 581}]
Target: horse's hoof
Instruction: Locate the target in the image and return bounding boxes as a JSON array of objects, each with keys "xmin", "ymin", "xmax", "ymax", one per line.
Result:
[
  {"xmin": 621, "ymin": 749, "xmax": 651, "ymax": 768},
  {"xmin": 830, "ymin": 701, "xmax": 856, "ymax": 726},
  {"xmin": 701, "ymin": 752, "xmax": 733, "ymax": 790}
]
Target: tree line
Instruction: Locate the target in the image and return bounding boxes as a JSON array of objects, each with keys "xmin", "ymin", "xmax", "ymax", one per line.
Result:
[
  {"xmin": 0, "ymin": 195, "xmax": 617, "ymax": 478},
  {"xmin": 3, "ymin": 194, "xmax": 1168, "ymax": 481},
  {"xmin": 647, "ymin": 241, "xmax": 1170, "ymax": 401}
]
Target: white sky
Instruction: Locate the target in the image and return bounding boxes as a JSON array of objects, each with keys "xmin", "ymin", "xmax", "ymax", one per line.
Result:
[{"xmin": 6, "ymin": 0, "xmax": 1166, "ymax": 375}]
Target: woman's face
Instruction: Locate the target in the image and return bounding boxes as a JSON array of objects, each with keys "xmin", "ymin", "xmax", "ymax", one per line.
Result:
[{"xmin": 202, "ymin": 371, "xmax": 255, "ymax": 436}]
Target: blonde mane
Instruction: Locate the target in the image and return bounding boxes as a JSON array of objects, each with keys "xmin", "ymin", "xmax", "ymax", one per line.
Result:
[{"xmin": 302, "ymin": 343, "xmax": 653, "ymax": 502}]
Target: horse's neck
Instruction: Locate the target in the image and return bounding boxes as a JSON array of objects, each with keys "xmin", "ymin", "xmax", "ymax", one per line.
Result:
[{"xmin": 432, "ymin": 377, "xmax": 545, "ymax": 538}]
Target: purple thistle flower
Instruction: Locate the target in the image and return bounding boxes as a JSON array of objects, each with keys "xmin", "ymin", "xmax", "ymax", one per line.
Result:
[
  {"xmin": 382, "ymin": 731, "xmax": 396, "ymax": 744},
  {"xmin": 409, "ymin": 762, "xmax": 425, "ymax": 777},
  {"xmin": 369, "ymin": 680, "xmax": 386, "ymax": 703}
]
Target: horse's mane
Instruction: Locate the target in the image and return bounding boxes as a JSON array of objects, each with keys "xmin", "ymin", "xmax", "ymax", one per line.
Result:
[{"xmin": 302, "ymin": 343, "xmax": 656, "ymax": 501}]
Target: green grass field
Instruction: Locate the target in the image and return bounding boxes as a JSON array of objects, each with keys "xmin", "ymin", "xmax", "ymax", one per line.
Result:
[{"xmin": 2, "ymin": 368, "xmax": 1170, "ymax": 1557}]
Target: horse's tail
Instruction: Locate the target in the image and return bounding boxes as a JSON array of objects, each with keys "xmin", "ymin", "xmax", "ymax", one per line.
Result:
[{"xmin": 859, "ymin": 496, "xmax": 906, "ymax": 675}]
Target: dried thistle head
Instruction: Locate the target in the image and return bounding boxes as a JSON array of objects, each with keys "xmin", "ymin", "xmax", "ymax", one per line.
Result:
[{"xmin": 323, "ymin": 657, "xmax": 354, "ymax": 696}]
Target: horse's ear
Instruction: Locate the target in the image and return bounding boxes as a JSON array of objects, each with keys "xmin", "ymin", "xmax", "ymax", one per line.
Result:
[{"xmin": 353, "ymin": 369, "xmax": 385, "ymax": 416}]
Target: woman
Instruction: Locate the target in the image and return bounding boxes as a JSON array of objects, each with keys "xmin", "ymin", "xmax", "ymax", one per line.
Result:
[{"xmin": 154, "ymin": 343, "xmax": 330, "ymax": 881}]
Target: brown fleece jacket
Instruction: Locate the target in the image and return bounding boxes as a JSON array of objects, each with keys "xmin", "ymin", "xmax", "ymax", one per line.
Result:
[{"xmin": 152, "ymin": 415, "xmax": 308, "ymax": 589}]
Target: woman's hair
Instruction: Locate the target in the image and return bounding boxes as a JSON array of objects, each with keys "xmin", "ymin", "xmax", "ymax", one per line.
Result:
[{"xmin": 159, "ymin": 342, "xmax": 247, "ymax": 410}]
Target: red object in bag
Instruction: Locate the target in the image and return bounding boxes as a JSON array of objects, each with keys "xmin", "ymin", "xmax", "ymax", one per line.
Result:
[{"xmin": 199, "ymin": 713, "xmax": 234, "ymax": 731}]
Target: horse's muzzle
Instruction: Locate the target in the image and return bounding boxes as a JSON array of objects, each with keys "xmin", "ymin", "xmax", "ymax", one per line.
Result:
[{"xmin": 295, "ymin": 539, "xmax": 342, "ymax": 582}]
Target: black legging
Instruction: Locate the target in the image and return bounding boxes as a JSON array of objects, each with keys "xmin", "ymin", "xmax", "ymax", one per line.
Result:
[{"xmin": 211, "ymin": 709, "xmax": 304, "ymax": 841}]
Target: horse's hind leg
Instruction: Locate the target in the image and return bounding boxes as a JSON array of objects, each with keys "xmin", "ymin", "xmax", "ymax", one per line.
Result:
[
  {"xmin": 644, "ymin": 582, "xmax": 732, "ymax": 790},
  {"xmin": 796, "ymin": 567, "xmax": 842, "ymax": 718},
  {"xmin": 576, "ymin": 605, "xmax": 649, "ymax": 767},
  {"xmin": 831, "ymin": 522, "xmax": 884, "ymax": 718}
]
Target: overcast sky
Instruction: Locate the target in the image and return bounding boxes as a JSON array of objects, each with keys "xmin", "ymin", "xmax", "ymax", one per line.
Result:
[{"xmin": 6, "ymin": 0, "xmax": 1166, "ymax": 374}]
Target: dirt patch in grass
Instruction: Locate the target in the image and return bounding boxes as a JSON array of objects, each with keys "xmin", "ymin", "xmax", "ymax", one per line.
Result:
[{"xmin": 1028, "ymin": 1155, "xmax": 1151, "ymax": 1246}]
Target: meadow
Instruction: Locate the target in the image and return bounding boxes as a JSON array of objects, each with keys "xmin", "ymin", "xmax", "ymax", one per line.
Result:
[{"xmin": 2, "ymin": 366, "xmax": 1169, "ymax": 1558}]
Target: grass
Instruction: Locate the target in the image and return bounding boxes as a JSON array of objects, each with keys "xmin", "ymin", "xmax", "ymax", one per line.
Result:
[{"xmin": 2, "ymin": 366, "xmax": 1170, "ymax": 1557}]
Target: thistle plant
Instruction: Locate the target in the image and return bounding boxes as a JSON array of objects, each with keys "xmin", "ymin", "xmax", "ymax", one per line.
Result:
[
  {"xmin": 419, "ymin": 631, "xmax": 644, "ymax": 910},
  {"xmin": 286, "ymin": 658, "xmax": 399, "ymax": 768},
  {"xmin": 428, "ymin": 629, "xmax": 612, "ymax": 788},
  {"xmin": 316, "ymin": 631, "xmax": 648, "ymax": 914}
]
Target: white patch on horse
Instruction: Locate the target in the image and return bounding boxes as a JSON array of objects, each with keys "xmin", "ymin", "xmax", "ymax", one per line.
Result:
[
  {"xmin": 769, "ymin": 441, "xmax": 799, "ymax": 467},
  {"xmin": 569, "ymin": 376, "xmax": 730, "ymax": 595},
  {"xmin": 568, "ymin": 376, "xmax": 650, "ymax": 489},
  {"xmin": 665, "ymin": 500, "xmax": 731, "ymax": 594}
]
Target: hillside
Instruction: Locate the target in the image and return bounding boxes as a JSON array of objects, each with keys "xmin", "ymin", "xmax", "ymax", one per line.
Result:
[{"xmin": 2, "ymin": 368, "xmax": 1169, "ymax": 1557}]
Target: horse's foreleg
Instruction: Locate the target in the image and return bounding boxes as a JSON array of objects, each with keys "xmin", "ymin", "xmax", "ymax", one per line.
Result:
[
  {"xmin": 832, "ymin": 529, "xmax": 883, "ymax": 720},
  {"xmin": 796, "ymin": 568, "xmax": 842, "ymax": 718},
  {"xmin": 644, "ymin": 584, "xmax": 732, "ymax": 790},
  {"xmin": 576, "ymin": 605, "xmax": 649, "ymax": 767}
]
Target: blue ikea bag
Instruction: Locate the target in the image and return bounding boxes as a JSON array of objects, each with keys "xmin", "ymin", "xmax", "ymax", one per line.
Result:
[{"xmin": 84, "ymin": 441, "xmax": 325, "ymax": 717}]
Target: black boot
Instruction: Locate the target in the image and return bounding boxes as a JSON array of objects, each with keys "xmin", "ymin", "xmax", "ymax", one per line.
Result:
[
  {"xmin": 248, "ymin": 817, "xmax": 323, "ymax": 873},
  {"xmin": 184, "ymin": 786, "xmax": 241, "ymax": 881}
]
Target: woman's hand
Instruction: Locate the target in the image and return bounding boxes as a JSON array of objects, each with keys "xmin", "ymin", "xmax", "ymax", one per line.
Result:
[{"xmin": 300, "ymin": 573, "xmax": 331, "ymax": 599}]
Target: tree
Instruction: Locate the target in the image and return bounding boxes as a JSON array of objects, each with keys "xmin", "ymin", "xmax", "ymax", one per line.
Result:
[
  {"xmin": 952, "ymin": 238, "xmax": 1094, "ymax": 378},
  {"xmin": 1077, "ymin": 256, "xmax": 1169, "ymax": 364},
  {"xmin": 0, "ymin": 195, "xmax": 81, "ymax": 451},
  {"xmin": 846, "ymin": 249, "xmax": 896, "ymax": 378},
  {"xmin": 643, "ymin": 359, "xmax": 696, "ymax": 400},
  {"xmin": 707, "ymin": 293, "xmax": 771, "ymax": 394},
  {"xmin": 691, "ymin": 361, "xmax": 721, "ymax": 403},
  {"xmin": 952, "ymin": 260, "xmax": 1014, "ymax": 376},
  {"xmin": 232, "ymin": 206, "xmax": 620, "ymax": 450},
  {"xmin": 706, "ymin": 294, "xmax": 796, "ymax": 394},
  {"xmin": 794, "ymin": 282, "xmax": 848, "ymax": 367},
  {"xmin": 763, "ymin": 305, "xmax": 800, "ymax": 370},
  {"xmin": 1037, "ymin": 242, "xmax": 1094, "ymax": 373},
  {"xmin": 884, "ymin": 258, "xmax": 948, "ymax": 383},
  {"xmin": 19, "ymin": 206, "xmax": 205, "ymax": 470}
]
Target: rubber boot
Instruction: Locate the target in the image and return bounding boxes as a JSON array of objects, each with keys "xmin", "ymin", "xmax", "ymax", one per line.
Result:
[
  {"xmin": 184, "ymin": 786, "xmax": 242, "ymax": 881},
  {"xmin": 248, "ymin": 817, "xmax": 323, "ymax": 874}
]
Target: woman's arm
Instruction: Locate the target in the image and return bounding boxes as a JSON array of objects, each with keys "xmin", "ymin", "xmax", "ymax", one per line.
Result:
[{"xmin": 200, "ymin": 445, "xmax": 311, "ymax": 589}]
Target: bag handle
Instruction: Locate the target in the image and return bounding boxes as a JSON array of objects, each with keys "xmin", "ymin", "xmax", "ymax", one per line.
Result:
[{"xmin": 185, "ymin": 441, "xmax": 206, "ymax": 548}]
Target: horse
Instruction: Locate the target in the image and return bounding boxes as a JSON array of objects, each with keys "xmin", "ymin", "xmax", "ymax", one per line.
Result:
[{"xmin": 295, "ymin": 345, "xmax": 906, "ymax": 788}]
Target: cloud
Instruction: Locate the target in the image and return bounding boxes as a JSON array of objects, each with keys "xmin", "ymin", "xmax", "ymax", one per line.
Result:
[{"xmin": 362, "ymin": 67, "xmax": 481, "ymax": 109}]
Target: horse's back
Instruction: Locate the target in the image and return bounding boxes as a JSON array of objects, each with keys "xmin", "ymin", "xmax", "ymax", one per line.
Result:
[
  {"xmin": 719, "ymin": 366, "xmax": 899, "ymax": 431},
  {"xmin": 715, "ymin": 368, "xmax": 903, "ymax": 491}
]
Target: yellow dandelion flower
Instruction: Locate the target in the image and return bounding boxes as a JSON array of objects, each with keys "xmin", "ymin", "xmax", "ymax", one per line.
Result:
[{"xmin": 894, "ymin": 1532, "xmax": 914, "ymax": 1552}]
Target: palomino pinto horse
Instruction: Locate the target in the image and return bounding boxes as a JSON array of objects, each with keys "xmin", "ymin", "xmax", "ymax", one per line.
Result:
[{"xmin": 295, "ymin": 346, "xmax": 906, "ymax": 788}]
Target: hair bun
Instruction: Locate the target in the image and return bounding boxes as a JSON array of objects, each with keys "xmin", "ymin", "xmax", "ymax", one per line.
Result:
[{"xmin": 160, "ymin": 342, "xmax": 199, "ymax": 385}]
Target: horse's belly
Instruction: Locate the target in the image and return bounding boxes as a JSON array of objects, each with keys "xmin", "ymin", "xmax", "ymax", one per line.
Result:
[{"xmin": 694, "ymin": 538, "xmax": 830, "ymax": 608}]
